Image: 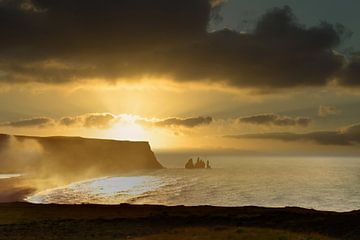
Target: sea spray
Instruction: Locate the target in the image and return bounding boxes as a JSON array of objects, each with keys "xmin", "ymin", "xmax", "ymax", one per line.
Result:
[{"xmin": 0, "ymin": 135, "xmax": 43, "ymax": 173}]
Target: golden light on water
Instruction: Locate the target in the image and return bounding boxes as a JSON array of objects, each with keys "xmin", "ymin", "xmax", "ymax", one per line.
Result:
[
  {"xmin": 0, "ymin": 174, "xmax": 21, "ymax": 179},
  {"xmin": 26, "ymin": 176, "xmax": 164, "ymax": 204}
]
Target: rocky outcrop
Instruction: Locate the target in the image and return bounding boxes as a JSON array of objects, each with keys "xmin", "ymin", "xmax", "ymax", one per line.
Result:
[{"xmin": 185, "ymin": 157, "xmax": 211, "ymax": 169}]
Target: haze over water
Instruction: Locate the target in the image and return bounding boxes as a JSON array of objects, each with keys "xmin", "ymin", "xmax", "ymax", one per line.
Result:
[{"xmin": 26, "ymin": 156, "xmax": 360, "ymax": 212}]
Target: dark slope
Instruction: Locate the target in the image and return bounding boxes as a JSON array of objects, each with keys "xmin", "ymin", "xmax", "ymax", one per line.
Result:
[{"xmin": 0, "ymin": 203, "xmax": 359, "ymax": 239}]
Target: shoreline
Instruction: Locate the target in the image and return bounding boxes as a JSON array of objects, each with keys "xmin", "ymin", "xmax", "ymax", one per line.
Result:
[{"xmin": 0, "ymin": 203, "xmax": 359, "ymax": 239}]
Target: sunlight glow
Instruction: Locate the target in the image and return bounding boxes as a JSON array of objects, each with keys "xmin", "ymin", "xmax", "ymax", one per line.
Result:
[
  {"xmin": 105, "ymin": 115, "xmax": 149, "ymax": 141},
  {"xmin": 119, "ymin": 114, "xmax": 139, "ymax": 123}
]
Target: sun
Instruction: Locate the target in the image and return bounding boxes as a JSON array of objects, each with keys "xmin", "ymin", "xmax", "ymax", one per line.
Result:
[
  {"xmin": 104, "ymin": 114, "xmax": 149, "ymax": 141},
  {"xmin": 119, "ymin": 114, "xmax": 139, "ymax": 123},
  {"xmin": 94, "ymin": 114, "xmax": 169, "ymax": 148},
  {"xmin": 117, "ymin": 123, "xmax": 147, "ymax": 141}
]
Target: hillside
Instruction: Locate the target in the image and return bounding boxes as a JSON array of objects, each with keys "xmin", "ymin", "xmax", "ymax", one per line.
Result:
[{"xmin": 0, "ymin": 203, "xmax": 359, "ymax": 239}]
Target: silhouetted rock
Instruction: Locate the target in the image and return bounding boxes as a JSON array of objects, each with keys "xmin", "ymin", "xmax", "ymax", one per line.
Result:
[
  {"xmin": 185, "ymin": 157, "xmax": 209, "ymax": 169},
  {"xmin": 185, "ymin": 159, "xmax": 195, "ymax": 169},
  {"xmin": 206, "ymin": 160, "xmax": 211, "ymax": 169}
]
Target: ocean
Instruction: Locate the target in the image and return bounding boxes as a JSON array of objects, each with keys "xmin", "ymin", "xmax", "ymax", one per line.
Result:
[
  {"xmin": 0, "ymin": 174, "xmax": 21, "ymax": 179},
  {"xmin": 23, "ymin": 156, "xmax": 360, "ymax": 212}
]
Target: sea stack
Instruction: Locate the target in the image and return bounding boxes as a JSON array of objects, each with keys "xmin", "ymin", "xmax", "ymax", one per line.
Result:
[{"xmin": 185, "ymin": 157, "xmax": 211, "ymax": 169}]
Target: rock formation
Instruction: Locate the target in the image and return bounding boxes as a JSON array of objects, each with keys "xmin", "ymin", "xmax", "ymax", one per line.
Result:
[{"xmin": 185, "ymin": 157, "xmax": 211, "ymax": 169}]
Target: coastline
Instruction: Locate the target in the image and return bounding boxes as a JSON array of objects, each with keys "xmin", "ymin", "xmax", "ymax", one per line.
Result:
[{"xmin": 0, "ymin": 203, "xmax": 359, "ymax": 239}]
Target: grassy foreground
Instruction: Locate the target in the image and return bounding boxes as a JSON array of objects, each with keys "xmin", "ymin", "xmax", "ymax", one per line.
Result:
[
  {"xmin": 133, "ymin": 227, "xmax": 332, "ymax": 240},
  {"xmin": 0, "ymin": 203, "xmax": 359, "ymax": 240}
]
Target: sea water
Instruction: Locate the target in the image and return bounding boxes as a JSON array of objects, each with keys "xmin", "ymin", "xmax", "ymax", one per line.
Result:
[
  {"xmin": 0, "ymin": 174, "xmax": 21, "ymax": 179},
  {"xmin": 26, "ymin": 156, "xmax": 360, "ymax": 212}
]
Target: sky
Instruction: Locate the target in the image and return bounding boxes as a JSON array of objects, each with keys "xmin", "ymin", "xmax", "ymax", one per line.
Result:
[{"xmin": 0, "ymin": 0, "xmax": 359, "ymax": 155}]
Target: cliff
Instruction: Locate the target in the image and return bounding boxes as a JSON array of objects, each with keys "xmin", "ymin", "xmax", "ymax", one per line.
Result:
[{"xmin": 0, "ymin": 134, "xmax": 163, "ymax": 183}]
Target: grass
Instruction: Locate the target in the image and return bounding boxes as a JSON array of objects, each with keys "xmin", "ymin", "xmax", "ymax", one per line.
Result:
[{"xmin": 131, "ymin": 227, "xmax": 333, "ymax": 240}]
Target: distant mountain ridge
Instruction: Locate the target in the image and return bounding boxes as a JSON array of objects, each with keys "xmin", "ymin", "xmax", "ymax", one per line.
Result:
[{"xmin": 0, "ymin": 134, "xmax": 163, "ymax": 183}]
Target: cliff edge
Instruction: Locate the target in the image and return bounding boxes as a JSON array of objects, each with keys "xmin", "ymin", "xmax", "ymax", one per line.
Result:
[{"xmin": 0, "ymin": 134, "xmax": 163, "ymax": 183}]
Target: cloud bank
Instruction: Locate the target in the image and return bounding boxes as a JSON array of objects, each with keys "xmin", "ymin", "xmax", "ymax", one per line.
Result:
[
  {"xmin": 0, "ymin": 1, "xmax": 359, "ymax": 88},
  {"xmin": 139, "ymin": 116, "xmax": 213, "ymax": 128},
  {"xmin": 0, "ymin": 114, "xmax": 213, "ymax": 129},
  {"xmin": 318, "ymin": 105, "xmax": 341, "ymax": 117},
  {"xmin": 239, "ymin": 113, "xmax": 311, "ymax": 127},
  {"xmin": 59, "ymin": 113, "xmax": 117, "ymax": 129},
  {"xmin": 0, "ymin": 114, "xmax": 116, "ymax": 129},
  {"xmin": 227, "ymin": 122, "xmax": 360, "ymax": 146},
  {"xmin": 0, "ymin": 117, "xmax": 54, "ymax": 128}
]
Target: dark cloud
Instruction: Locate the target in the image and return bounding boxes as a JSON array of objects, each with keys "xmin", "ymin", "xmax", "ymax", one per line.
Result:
[
  {"xmin": 339, "ymin": 53, "xmax": 360, "ymax": 86},
  {"xmin": 83, "ymin": 114, "xmax": 116, "ymax": 128},
  {"xmin": 0, "ymin": 1, "xmax": 358, "ymax": 88},
  {"xmin": 343, "ymin": 123, "xmax": 360, "ymax": 140},
  {"xmin": 227, "ymin": 123, "xmax": 360, "ymax": 146},
  {"xmin": 318, "ymin": 105, "xmax": 341, "ymax": 117},
  {"xmin": 59, "ymin": 116, "xmax": 82, "ymax": 127},
  {"xmin": 0, "ymin": 117, "xmax": 54, "ymax": 128},
  {"xmin": 140, "ymin": 116, "xmax": 213, "ymax": 128},
  {"xmin": 239, "ymin": 113, "xmax": 311, "ymax": 127},
  {"xmin": 209, "ymin": 0, "xmax": 226, "ymax": 7}
]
